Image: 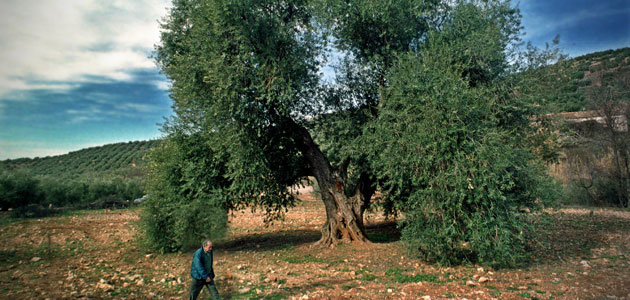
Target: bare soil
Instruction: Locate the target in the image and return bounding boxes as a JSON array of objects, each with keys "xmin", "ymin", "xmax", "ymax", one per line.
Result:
[{"xmin": 0, "ymin": 188, "xmax": 629, "ymax": 299}]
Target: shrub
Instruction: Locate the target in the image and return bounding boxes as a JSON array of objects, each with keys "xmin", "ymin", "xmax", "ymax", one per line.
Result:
[
  {"xmin": 571, "ymin": 71, "xmax": 585, "ymax": 80},
  {"xmin": 576, "ymin": 80, "xmax": 591, "ymax": 87},
  {"xmin": 141, "ymin": 137, "xmax": 228, "ymax": 253},
  {"xmin": 0, "ymin": 171, "xmax": 41, "ymax": 210},
  {"xmin": 11, "ymin": 204, "xmax": 59, "ymax": 218},
  {"xmin": 371, "ymin": 24, "xmax": 558, "ymax": 267}
]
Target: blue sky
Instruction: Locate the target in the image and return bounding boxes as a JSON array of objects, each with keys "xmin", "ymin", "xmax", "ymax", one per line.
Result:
[{"xmin": 0, "ymin": 0, "xmax": 629, "ymax": 160}]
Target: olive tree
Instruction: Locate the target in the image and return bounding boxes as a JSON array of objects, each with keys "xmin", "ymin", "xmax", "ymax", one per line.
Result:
[{"xmin": 147, "ymin": 0, "xmax": 558, "ymax": 263}]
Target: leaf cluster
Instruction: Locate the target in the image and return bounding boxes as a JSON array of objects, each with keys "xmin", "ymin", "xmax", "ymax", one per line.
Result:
[{"xmin": 368, "ymin": 2, "xmax": 558, "ymax": 267}]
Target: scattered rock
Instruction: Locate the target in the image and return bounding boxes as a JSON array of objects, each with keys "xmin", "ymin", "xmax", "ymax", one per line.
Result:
[
  {"xmin": 96, "ymin": 282, "xmax": 114, "ymax": 292},
  {"xmin": 478, "ymin": 276, "xmax": 489, "ymax": 283},
  {"xmin": 137, "ymin": 279, "xmax": 144, "ymax": 286},
  {"xmin": 387, "ymin": 289, "xmax": 393, "ymax": 293},
  {"xmin": 421, "ymin": 296, "xmax": 432, "ymax": 300},
  {"xmin": 31, "ymin": 257, "xmax": 41, "ymax": 262},
  {"xmin": 238, "ymin": 287, "xmax": 251, "ymax": 293},
  {"xmin": 466, "ymin": 280, "xmax": 478, "ymax": 286}
]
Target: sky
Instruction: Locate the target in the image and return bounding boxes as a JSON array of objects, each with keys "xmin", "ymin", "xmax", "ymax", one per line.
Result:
[{"xmin": 0, "ymin": 0, "xmax": 629, "ymax": 160}]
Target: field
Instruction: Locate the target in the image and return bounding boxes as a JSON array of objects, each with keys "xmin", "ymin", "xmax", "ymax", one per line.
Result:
[{"xmin": 0, "ymin": 187, "xmax": 629, "ymax": 299}]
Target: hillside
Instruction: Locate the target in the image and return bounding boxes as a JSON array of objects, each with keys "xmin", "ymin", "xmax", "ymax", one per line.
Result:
[
  {"xmin": 539, "ymin": 47, "xmax": 630, "ymax": 113},
  {"xmin": 0, "ymin": 140, "xmax": 159, "ymax": 180}
]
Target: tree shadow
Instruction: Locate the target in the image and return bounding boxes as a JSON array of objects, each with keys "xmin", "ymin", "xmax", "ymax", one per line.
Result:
[
  {"xmin": 365, "ymin": 220, "xmax": 401, "ymax": 243},
  {"xmin": 216, "ymin": 229, "xmax": 321, "ymax": 252},
  {"xmin": 216, "ymin": 220, "xmax": 402, "ymax": 253}
]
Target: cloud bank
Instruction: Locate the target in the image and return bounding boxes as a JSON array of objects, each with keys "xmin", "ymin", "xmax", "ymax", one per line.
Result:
[{"xmin": 0, "ymin": 0, "xmax": 171, "ymax": 97}]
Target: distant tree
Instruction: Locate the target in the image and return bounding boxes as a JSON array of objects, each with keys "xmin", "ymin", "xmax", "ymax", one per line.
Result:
[
  {"xmin": 582, "ymin": 69, "xmax": 630, "ymax": 207},
  {"xmin": 148, "ymin": 0, "xmax": 559, "ymax": 265},
  {"xmin": 0, "ymin": 171, "xmax": 41, "ymax": 210}
]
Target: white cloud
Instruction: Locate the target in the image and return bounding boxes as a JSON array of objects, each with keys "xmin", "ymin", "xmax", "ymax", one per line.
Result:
[
  {"xmin": 154, "ymin": 79, "xmax": 171, "ymax": 91},
  {"xmin": 0, "ymin": 0, "xmax": 171, "ymax": 97}
]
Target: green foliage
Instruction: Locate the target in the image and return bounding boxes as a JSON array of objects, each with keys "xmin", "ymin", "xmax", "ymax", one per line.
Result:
[
  {"xmin": 0, "ymin": 171, "xmax": 41, "ymax": 210},
  {"xmin": 0, "ymin": 141, "xmax": 153, "ymax": 213},
  {"xmin": 0, "ymin": 170, "xmax": 143, "ymax": 214},
  {"xmin": 385, "ymin": 267, "xmax": 438, "ymax": 283},
  {"xmin": 142, "ymin": 137, "xmax": 228, "ymax": 252},
  {"xmin": 368, "ymin": 2, "xmax": 558, "ymax": 267},
  {"xmin": 150, "ymin": 0, "xmax": 564, "ymax": 266},
  {"xmin": 11, "ymin": 204, "xmax": 58, "ymax": 218},
  {"xmin": 0, "ymin": 140, "xmax": 156, "ymax": 181},
  {"xmin": 147, "ymin": 0, "xmax": 322, "ymax": 252},
  {"xmin": 514, "ymin": 44, "xmax": 630, "ymax": 114}
]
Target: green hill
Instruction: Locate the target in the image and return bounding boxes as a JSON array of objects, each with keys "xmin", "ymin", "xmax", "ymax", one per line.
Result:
[
  {"xmin": 535, "ymin": 47, "xmax": 630, "ymax": 113},
  {"xmin": 0, "ymin": 140, "xmax": 159, "ymax": 181}
]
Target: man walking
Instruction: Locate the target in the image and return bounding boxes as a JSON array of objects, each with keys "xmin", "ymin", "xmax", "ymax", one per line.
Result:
[{"xmin": 189, "ymin": 240, "xmax": 220, "ymax": 300}]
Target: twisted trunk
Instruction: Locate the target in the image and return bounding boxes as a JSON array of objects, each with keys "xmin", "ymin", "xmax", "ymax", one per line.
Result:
[{"xmin": 283, "ymin": 118, "xmax": 372, "ymax": 245}]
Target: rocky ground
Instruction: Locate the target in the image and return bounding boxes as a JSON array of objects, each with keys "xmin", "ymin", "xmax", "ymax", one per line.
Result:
[{"xmin": 0, "ymin": 188, "xmax": 629, "ymax": 299}]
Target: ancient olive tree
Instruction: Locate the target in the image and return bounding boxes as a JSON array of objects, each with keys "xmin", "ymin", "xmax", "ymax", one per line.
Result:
[
  {"xmin": 145, "ymin": 0, "xmax": 557, "ymax": 265},
  {"xmin": 148, "ymin": 0, "xmax": 441, "ymax": 248}
]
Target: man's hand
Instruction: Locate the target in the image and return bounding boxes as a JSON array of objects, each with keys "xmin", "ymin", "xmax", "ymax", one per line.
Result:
[{"xmin": 205, "ymin": 277, "xmax": 211, "ymax": 283}]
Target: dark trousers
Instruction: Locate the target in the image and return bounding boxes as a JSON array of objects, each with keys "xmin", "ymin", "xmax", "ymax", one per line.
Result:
[{"xmin": 189, "ymin": 278, "xmax": 220, "ymax": 300}]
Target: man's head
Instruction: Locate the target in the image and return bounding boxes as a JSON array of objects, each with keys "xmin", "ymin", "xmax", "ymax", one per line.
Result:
[{"xmin": 202, "ymin": 240, "xmax": 213, "ymax": 252}]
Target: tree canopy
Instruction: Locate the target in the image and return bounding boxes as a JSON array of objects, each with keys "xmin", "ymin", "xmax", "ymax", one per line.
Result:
[{"xmin": 145, "ymin": 0, "xmax": 559, "ymax": 266}]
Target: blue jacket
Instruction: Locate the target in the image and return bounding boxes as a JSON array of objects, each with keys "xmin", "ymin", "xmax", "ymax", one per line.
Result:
[{"xmin": 190, "ymin": 248, "xmax": 215, "ymax": 280}]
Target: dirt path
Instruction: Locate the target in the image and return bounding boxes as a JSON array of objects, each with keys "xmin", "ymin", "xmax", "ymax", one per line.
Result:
[{"xmin": 0, "ymin": 191, "xmax": 629, "ymax": 299}]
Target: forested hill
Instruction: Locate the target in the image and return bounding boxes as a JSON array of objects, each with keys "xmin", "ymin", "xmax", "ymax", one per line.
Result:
[
  {"xmin": 0, "ymin": 140, "xmax": 160, "ymax": 180},
  {"xmin": 535, "ymin": 47, "xmax": 630, "ymax": 113},
  {"xmin": 571, "ymin": 47, "xmax": 630, "ymax": 90}
]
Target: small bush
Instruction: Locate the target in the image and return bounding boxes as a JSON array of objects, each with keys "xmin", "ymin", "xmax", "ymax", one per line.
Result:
[
  {"xmin": 141, "ymin": 137, "xmax": 228, "ymax": 253},
  {"xmin": 371, "ymin": 25, "xmax": 559, "ymax": 267},
  {"xmin": 576, "ymin": 80, "xmax": 591, "ymax": 87},
  {"xmin": 11, "ymin": 204, "xmax": 59, "ymax": 218},
  {"xmin": 571, "ymin": 71, "xmax": 585, "ymax": 80},
  {"xmin": 0, "ymin": 171, "xmax": 41, "ymax": 210}
]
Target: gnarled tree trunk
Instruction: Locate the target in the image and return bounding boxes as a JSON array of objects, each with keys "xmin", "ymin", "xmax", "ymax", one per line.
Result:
[{"xmin": 284, "ymin": 118, "xmax": 373, "ymax": 245}]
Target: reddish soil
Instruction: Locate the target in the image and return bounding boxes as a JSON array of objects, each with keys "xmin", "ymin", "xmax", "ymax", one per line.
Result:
[{"xmin": 0, "ymin": 188, "xmax": 629, "ymax": 299}]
